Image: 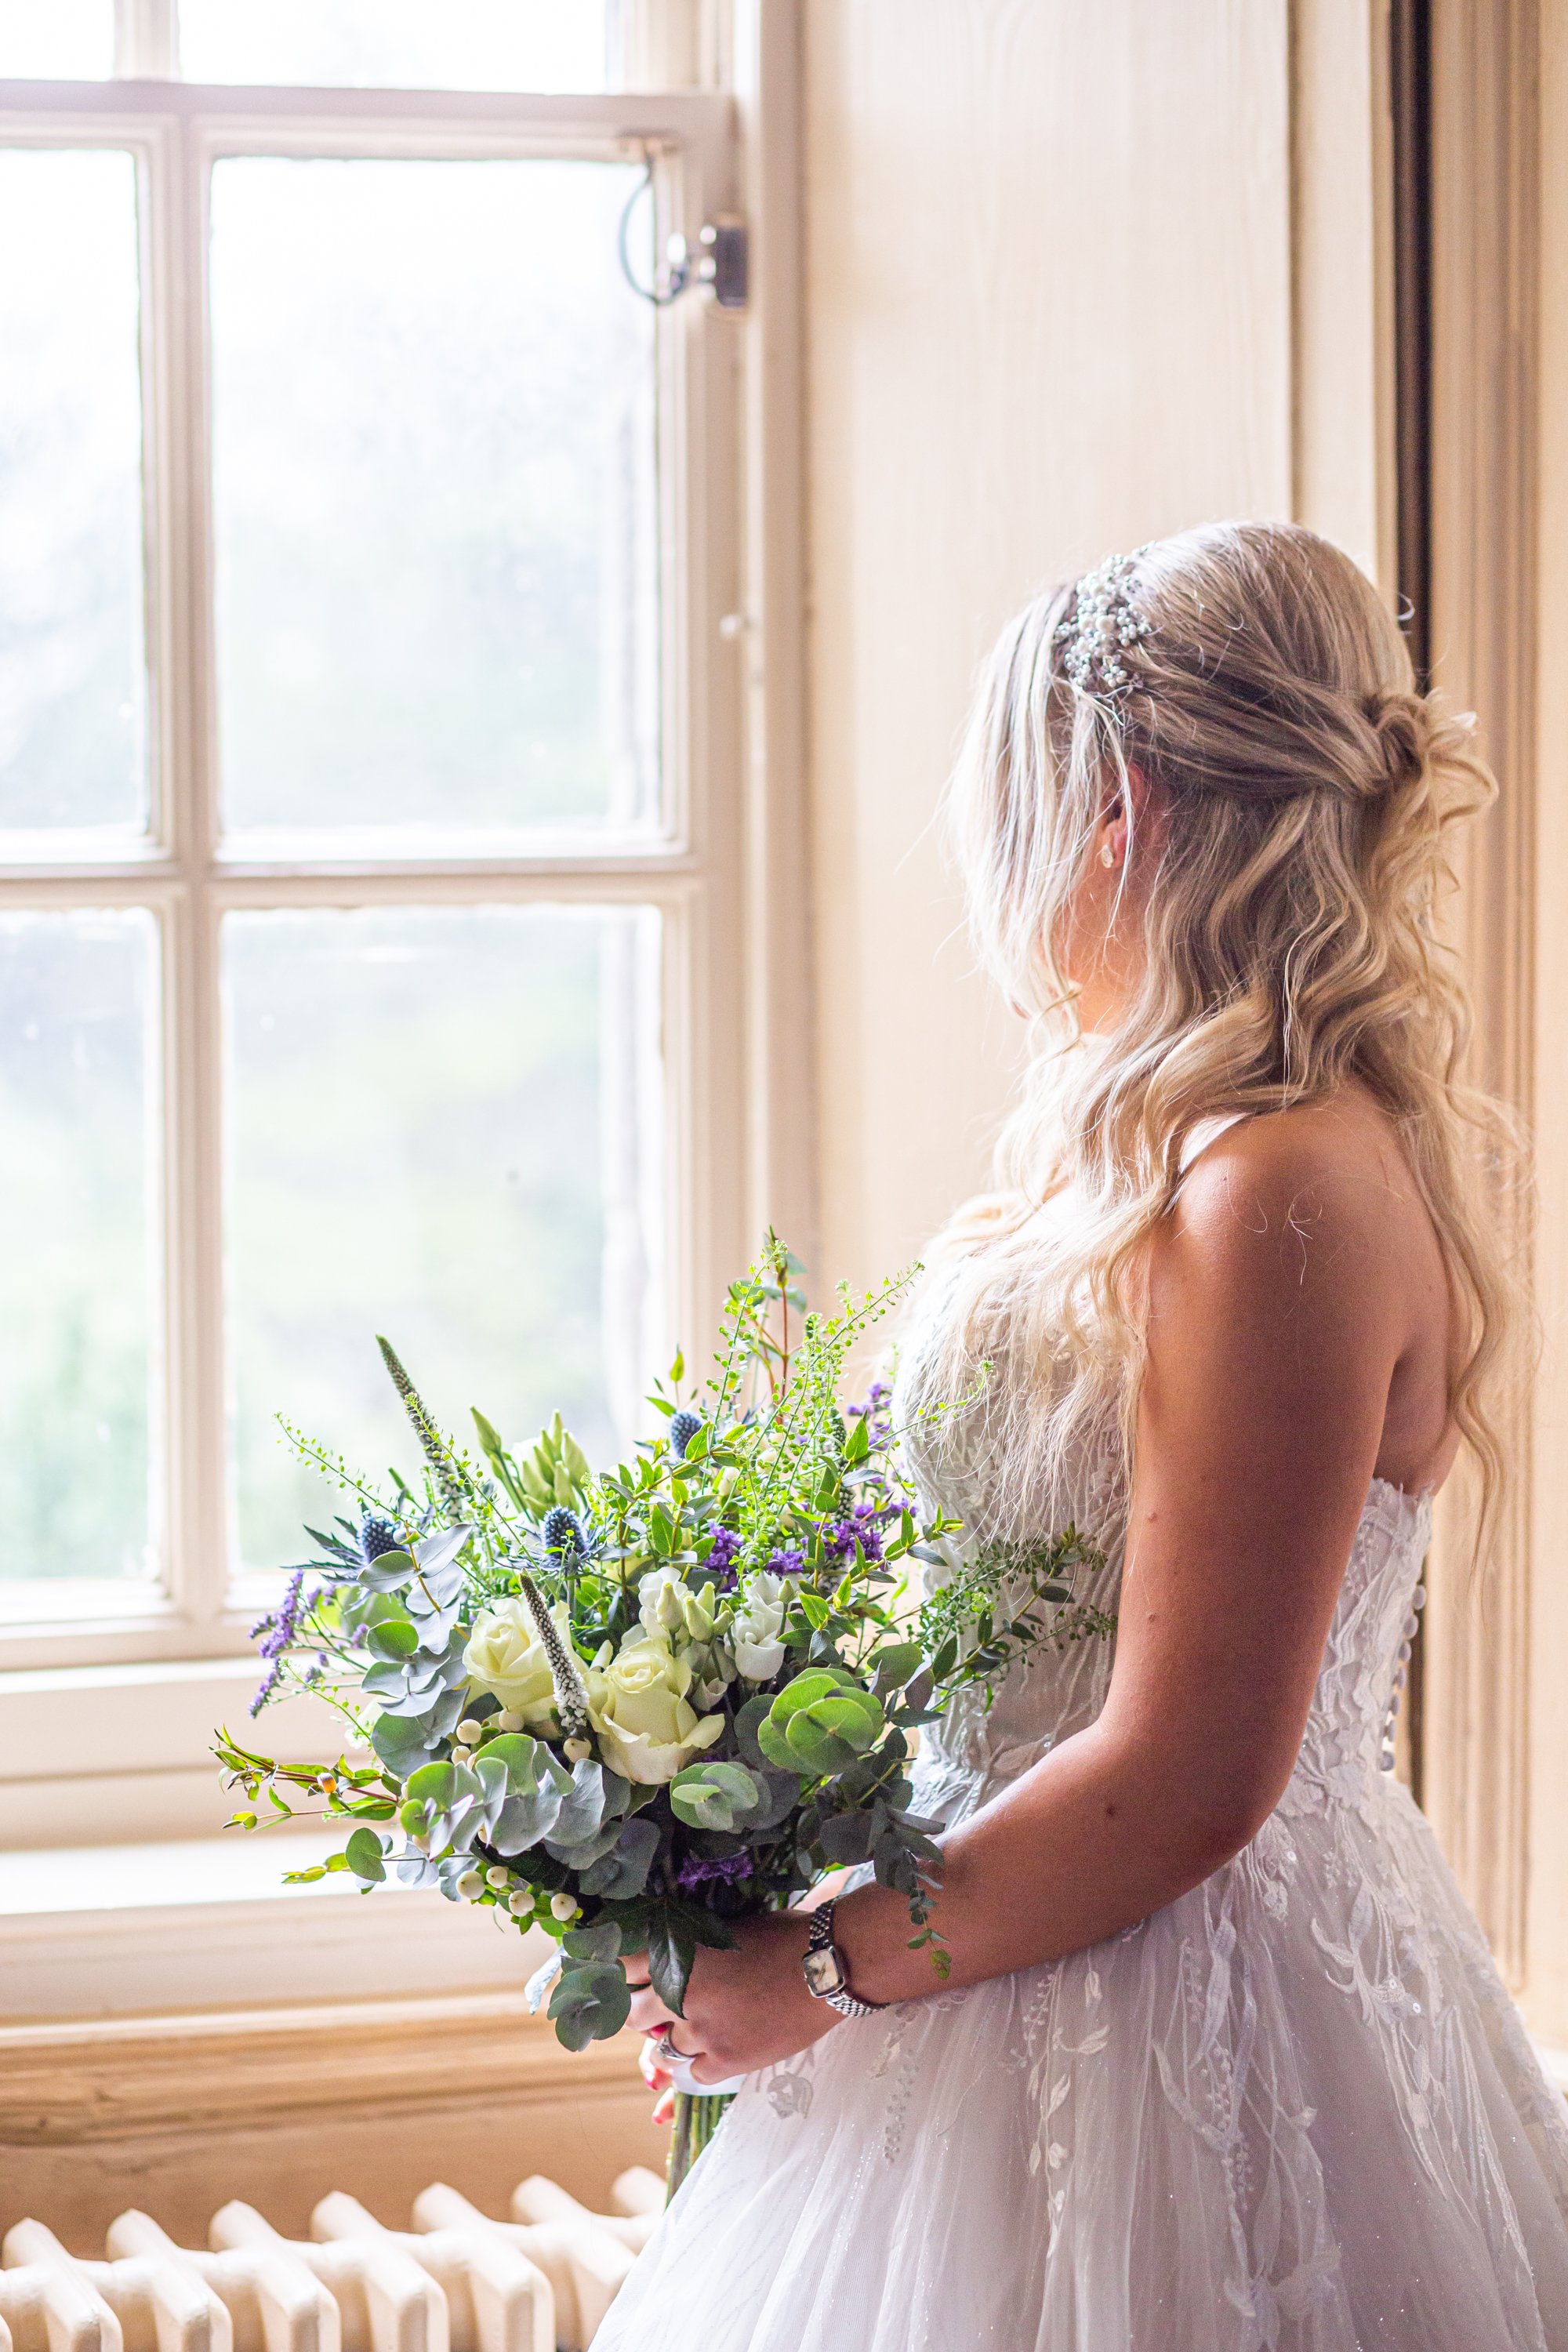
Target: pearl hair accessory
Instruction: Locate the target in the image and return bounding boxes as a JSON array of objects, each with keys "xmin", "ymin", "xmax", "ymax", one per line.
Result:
[{"xmin": 1057, "ymin": 551, "xmax": 1152, "ymax": 703}]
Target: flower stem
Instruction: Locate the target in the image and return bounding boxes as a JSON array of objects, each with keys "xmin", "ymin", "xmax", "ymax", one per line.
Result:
[{"xmin": 666, "ymin": 2091, "xmax": 732, "ymax": 2199}]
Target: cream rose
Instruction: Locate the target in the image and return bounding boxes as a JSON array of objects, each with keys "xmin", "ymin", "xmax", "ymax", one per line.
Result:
[
  {"xmin": 585, "ymin": 1634, "xmax": 724, "ymax": 1785},
  {"xmin": 729, "ymin": 1572, "xmax": 789, "ymax": 1682},
  {"xmin": 462, "ymin": 1597, "xmax": 571, "ymax": 1728}
]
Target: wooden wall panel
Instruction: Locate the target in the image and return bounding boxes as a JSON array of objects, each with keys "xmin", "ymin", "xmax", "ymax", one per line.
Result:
[
  {"xmin": 1421, "ymin": 0, "xmax": 1541, "ymax": 1993},
  {"xmin": 802, "ymin": 0, "xmax": 1295, "ymax": 1297},
  {"xmin": 0, "ymin": 1994, "xmax": 664, "ymax": 2253},
  {"xmin": 1525, "ymin": 0, "xmax": 1568, "ymax": 2041}
]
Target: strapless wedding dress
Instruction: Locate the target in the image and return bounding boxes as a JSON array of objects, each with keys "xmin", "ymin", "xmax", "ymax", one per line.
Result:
[{"xmin": 595, "ymin": 1257, "xmax": 1568, "ymax": 2347}]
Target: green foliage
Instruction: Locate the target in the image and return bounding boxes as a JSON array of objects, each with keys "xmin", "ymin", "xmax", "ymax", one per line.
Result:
[
  {"xmin": 217, "ymin": 1232, "xmax": 1116, "ymax": 2055},
  {"xmin": 757, "ymin": 1671, "xmax": 885, "ymax": 1775},
  {"xmin": 669, "ymin": 1759, "xmax": 761, "ymax": 1831},
  {"xmin": 550, "ymin": 1958, "xmax": 632, "ymax": 2049},
  {"xmin": 918, "ymin": 1526, "xmax": 1116, "ymax": 1703}
]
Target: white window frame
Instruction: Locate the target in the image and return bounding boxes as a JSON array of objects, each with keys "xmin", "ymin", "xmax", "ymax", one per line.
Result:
[{"xmin": 0, "ymin": 5, "xmax": 810, "ymax": 1853}]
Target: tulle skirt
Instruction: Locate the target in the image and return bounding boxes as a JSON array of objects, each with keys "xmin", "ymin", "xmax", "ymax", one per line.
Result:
[{"xmin": 592, "ymin": 1780, "xmax": 1568, "ymax": 2350}]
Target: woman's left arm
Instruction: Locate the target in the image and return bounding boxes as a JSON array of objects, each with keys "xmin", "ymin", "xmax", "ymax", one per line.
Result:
[{"xmin": 627, "ymin": 1120, "xmax": 1416, "ymax": 2079}]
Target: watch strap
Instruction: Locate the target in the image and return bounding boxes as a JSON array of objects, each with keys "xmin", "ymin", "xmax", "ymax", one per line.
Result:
[{"xmin": 803, "ymin": 1899, "xmax": 883, "ymax": 2017}]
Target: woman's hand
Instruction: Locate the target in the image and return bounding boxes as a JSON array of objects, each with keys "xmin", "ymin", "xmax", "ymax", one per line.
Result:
[
  {"xmin": 623, "ymin": 1911, "xmax": 840, "ymax": 2084},
  {"xmin": 639, "ymin": 2031, "xmax": 677, "ymax": 2126}
]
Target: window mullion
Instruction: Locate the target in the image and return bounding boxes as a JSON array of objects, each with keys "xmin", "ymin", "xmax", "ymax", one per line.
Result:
[
  {"xmin": 114, "ymin": 0, "xmax": 180, "ymax": 82},
  {"xmin": 160, "ymin": 107, "xmax": 227, "ymax": 1630}
]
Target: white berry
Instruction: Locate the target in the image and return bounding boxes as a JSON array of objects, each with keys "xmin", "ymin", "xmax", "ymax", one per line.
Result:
[
  {"xmin": 485, "ymin": 1864, "xmax": 511, "ymax": 1889},
  {"xmin": 456, "ymin": 1719, "xmax": 484, "ymax": 1745},
  {"xmin": 563, "ymin": 1737, "xmax": 592, "ymax": 1763},
  {"xmin": 456, "ymin": 1869, "xmax": 485, "ymax": 1899},
  {"xmin": 550, "ymin": 1893, "xmax": 579, "ymax": 1921},
  {"xmin": 508, "ymin": 1889, "xmax": 535, "ymax": 1917},
  {"xmin": 495, "ymin": 1710, "xmax": 524, "ymax": 1732}
]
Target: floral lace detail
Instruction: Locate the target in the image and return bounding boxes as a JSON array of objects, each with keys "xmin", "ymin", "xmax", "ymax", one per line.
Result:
[{"xmin": 597, "ymin": 1245, "xmax": 1568, "ymax": 2351}]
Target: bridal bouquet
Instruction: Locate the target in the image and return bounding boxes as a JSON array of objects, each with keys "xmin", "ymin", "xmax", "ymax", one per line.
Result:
[{"xmin": 218, "ymin": 1237, "xmax": 1110, "ymax": 2102}]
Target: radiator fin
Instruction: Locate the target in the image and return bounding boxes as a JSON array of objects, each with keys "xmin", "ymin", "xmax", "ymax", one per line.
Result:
[{"xmin": 0, "ymin": 2170, "xmax": 662, "ymax": 2352}]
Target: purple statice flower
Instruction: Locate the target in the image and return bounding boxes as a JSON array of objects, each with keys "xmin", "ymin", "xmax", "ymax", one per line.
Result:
[
  {"xmin": 675, "ymin": 1849, "xmax": 754, "ymax": 1893},
  {"xmin": 252, "ymin": 1567, "xmax": 322, "ymax": 1661},
  {"xmin": 824, "ymin": 1502, "xmax": 886, "ymax": 1564},
  {"xmin": 846, "ymin": 1378, "xmax": 895, "ymax": 1452},
  {"xmin": 249, "ymin": 1570, "xmax": 323, "ymax": 1709},
  {"xmin": 765, "ymin": 1545, "xmax": 804, "ymax": 1579},
  {"xmin": 249, "ymin": 1658, "xmax": 284, "ymax": 1715},
  {"xmin": 705, "ymin": 1522, "xmax": 742, "ymax": 1587}
]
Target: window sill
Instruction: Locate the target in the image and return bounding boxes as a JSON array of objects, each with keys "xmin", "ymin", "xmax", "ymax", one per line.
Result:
[
  {"xmin": 0, "ymin": 1656, "xmax": 344, "ymax": 1847},
  {"xmin": 0, "ymin": 1828, "xmax": 538, "ymax": 2020}
]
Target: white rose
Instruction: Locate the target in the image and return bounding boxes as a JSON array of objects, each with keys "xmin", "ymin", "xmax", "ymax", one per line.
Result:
[
  {"xmin": 637, "ymin": 1566, "xmax": 691, "ymax": 1637},
  {"xmin": 684, "ymin": 1643, "xmax": 737, "ymax": 1711},
  {"xmin": 730, "ymin": 1572, "xmax": 788, "ymax": 1683},
  {"xmin": 462, "ymin": 1597, "xmax": 571, "ymax": 1728},
  {"xmin": 584, "ymin": 1634, "xmax": 724, "ymax": 1784}
]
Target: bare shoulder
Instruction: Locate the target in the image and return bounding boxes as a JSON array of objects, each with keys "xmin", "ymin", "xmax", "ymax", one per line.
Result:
[{"xmin": 1160, "ymin": 1093, "xmax": 1421, "ymax": 1315}]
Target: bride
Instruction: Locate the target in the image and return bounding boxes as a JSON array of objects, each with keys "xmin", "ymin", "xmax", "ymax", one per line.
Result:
[{"xmin": 596, "ymin": 521, "xmax": 1568, "ymax": 2349}]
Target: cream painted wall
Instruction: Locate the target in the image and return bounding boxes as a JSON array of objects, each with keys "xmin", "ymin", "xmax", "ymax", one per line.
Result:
[{"xmin": 800, "ymin": 0, "xmax": 1298, "ymax": 1293}]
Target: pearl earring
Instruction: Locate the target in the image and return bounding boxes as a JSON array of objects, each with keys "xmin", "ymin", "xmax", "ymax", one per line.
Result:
[{"xmin": 1099, "ymin": 842, "xmax": 1116, "ymax": 869}]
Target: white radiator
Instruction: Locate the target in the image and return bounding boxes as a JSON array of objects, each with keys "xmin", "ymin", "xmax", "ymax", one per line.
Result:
[{"xmin": 0, "ymin": 2169, "xmax": 663, "ymax": 2352}]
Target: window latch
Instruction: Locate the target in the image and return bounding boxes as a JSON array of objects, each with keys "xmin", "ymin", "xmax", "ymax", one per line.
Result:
[
  {"xmin": 666, "ymin": 221, "xmax": 749, "ymax": 310},
  {"xmin": 619, "ymin": 166, "xmax": 748, "ymax": 310}
]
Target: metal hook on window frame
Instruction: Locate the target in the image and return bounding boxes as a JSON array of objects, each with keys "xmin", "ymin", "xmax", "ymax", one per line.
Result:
[
  {"xmin": 617, "ymin": 158, "xmax": 748, "ymax": 310},
  {"xmin": 619, "ymin": 160, "xmax": 690, "ymax": 307}
]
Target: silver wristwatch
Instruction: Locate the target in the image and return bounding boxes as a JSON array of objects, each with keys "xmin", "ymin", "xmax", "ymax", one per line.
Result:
[{"xmin": 801, "ymin": 1899, "xmax": 882, "ymax": 2017}]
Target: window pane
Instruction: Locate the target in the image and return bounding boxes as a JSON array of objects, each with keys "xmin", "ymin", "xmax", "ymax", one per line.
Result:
[
  {"xmin": 0, "ymin": 0, "xmax": 114, "ymax": 79},
  {"xmin": 180, "ymin": 0, "xmax": 612, "ymax": 90},
  {"xmin": 0, "ymin": 911, "xmax": 157, "ymax": 1585},
  {"xmin": 225, "ymin": 904, "xmax": 662, "ymax": 1573},
  {"xmin": 210, "ymin": 158, "xmax": 657, "ymax": 845},
  {"xmin": 0, "ymin": 150, "xmax": 149, "ymax": 840}
]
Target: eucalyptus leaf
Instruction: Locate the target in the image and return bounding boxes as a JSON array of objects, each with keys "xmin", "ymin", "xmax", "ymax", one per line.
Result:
[
  {"xmin": 370, "ymin": 1708, "xmax": 442, "ymax": 1777},
  {"xmin": 550, "ymin": 1960, "xmax": 631, "ymax": 2050},
  {"xmin": 491, "ymin": 1786, "xmax": 567, "ymax": 1855},
  {"xmin": 485, "ymin": 1730, "xmax": 575, "ymax": 1853},
  {"xmin": 578, "ymin": 1814, "xmax": 662, "ymax": 1901},
  {"xmin": 435, "ymin": 1853, "xmax": 474, "ymax": 1901},
  {"xmin": 365, "ymin": 1618, "xmax": 419, "ymax": 1662},
  {"xmin": 549, "ymin": 1760, "xmax": 616, "ymax": 1849},
  {"xmin": 344, "ymin": 1825, "xmax": 389, "ymax": 1882},
  {"xmin": 670, "ymin": 1759, "xmax": 760, "ymax": 1832},
  {"xmin": 562, "ymin": 1918, "xmax": 623, "ymax": 1964},
  {"xmin": 343, "ymin": 1588, "xmax": 410, "ymax": 1633},
  {"xmin": 358, "ymin": 1549, "xmax": 418, "ymax": 1592},
  {"xmin": 546, "ymin": 1816, "xmax": 627, "ymax": 1869},
  {"xmin": 412, "ymin": 1525, "xmax": 473, "ymax": 1579},
  {"xmin": 732, "ymin": 1691, "xmax": 775, "ymax": 1770},
  {"xmin": 739, "ymin": 1762, "xmax": 803, "ymax": 1832}
]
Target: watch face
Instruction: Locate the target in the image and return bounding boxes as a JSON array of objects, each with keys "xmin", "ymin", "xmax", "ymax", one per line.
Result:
[{"xmin": 803, "ymin": 1944, "xmax": 847, "ymax": 1998}]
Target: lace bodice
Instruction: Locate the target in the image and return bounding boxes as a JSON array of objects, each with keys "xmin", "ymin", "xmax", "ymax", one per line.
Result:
[{"xmin": 895, "ymin": 1258, "xmax": 1431, "ymax": 1830}]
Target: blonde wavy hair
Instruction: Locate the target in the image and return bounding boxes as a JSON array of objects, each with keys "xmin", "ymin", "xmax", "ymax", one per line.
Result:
[{"xmin": 915, "ymin": 520, "xmax": 1518, "ymax": 1541}]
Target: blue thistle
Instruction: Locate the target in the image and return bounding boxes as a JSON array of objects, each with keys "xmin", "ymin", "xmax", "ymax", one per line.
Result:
[
  {"xmin": 541, "ymin": 1504, "xmax": 586, "ymax": 1559},
  {"xmin": 669, "ymin": 1410, "xmax": 702, "ymax": 1458},
  {"xmin": 359, "ymin": 1514, "xmax": 401, "ymax": 1566}
]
